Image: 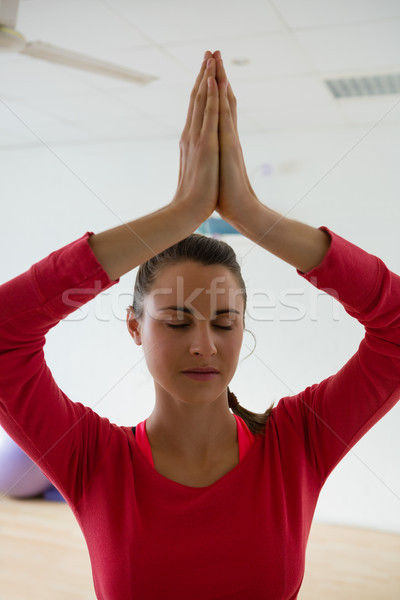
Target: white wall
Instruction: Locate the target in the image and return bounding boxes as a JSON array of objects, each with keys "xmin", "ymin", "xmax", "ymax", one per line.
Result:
[{"xmin": 1, "ymin": 121, "xmax": 399, "ymax": 532}]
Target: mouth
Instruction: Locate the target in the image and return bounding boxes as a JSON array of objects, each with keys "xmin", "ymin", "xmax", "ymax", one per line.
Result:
[
  {"xmin": 182, "ymin": 370, "xmax": 219, "ymax": 381},
  {"xmin": 182, "ymin": 368, "xmax": 219, "ymax": 374}
]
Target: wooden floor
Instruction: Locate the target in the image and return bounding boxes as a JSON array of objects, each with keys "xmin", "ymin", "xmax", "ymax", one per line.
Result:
[{"xmin": 0, "ymin": 497, "xmax": 399, "ymax": 599}]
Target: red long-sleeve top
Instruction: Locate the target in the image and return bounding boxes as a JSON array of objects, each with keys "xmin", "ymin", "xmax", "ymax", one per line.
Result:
[{"xmin": 0, "ymin": 226, "xmax": 399, "ymax": 599}]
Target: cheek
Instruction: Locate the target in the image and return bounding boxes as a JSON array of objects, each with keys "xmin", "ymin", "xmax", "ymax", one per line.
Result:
[
  {"xmin": 230, "ymin": 333, "xmax": 244, "ymax": 363},
  {"xmin": 143, "ymin": 328, "xmax": 181, "ymax": 366},
  {"xmin": 231, "ymin": 328, "xmax": 244, "ymax": 348}
]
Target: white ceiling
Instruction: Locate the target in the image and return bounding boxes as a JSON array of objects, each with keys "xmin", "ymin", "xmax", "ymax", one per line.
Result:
[{"xmin": 1, "ymin": 0, "xmax": 400, "ymax": 149}]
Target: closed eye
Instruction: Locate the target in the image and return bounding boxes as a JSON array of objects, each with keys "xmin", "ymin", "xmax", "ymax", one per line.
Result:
[{"xmin": 166, "ymin": 324, "xmax": 233, "ymax": 330}]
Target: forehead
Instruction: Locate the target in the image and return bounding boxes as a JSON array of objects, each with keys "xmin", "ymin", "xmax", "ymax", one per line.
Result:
[{"xmin": 145, "ymin": 261, "xmax": 244, "ymax": 314}]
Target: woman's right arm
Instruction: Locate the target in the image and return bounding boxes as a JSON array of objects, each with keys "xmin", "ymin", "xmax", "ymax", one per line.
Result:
[{"xmin": 0, "ymin": 51, "xmax": 219, "ymax": 504}]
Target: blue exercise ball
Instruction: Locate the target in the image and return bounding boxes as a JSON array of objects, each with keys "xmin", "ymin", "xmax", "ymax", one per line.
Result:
[{"xmin": 0, "ymin": 426, "xmax": 53, "ymax": 498}]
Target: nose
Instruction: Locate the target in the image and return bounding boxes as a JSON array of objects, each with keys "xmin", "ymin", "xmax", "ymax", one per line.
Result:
[{"xmin": 189, "ymin": 324, "xmax": 218, "ymax": 357}]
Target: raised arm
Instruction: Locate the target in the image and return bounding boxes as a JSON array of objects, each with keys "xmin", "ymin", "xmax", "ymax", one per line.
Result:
[
  {"xmin": 212, "ymin": 52, "xmax": 400, "ymax": 482},
  {"xmin": 0, "ymin": 52, "xmax": 220, "ymax": 504},
  {"xmin": 213, "ymin": 50, "xmax": 331, "ymax": 274}
]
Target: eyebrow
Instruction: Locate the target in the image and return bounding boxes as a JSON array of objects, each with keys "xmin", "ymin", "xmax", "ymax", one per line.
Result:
[{"xmin": 159, "ymin": 306, "xmax": 240, "ymax": 316}]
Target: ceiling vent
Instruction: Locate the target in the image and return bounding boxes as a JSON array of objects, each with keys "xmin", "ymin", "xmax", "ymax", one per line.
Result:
[{"xmin": 324, "ymin": 73, "xmax": 400, "ymax": 98}]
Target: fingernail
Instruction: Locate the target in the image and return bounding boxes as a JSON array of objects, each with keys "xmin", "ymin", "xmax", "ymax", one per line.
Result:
[{"xmin": 207, "ymin": 58, "xmax": 213, "ymax": 67}]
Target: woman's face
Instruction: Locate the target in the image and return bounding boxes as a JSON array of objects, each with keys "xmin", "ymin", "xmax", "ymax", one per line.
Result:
[{"xmin": 127, "ymin": 261, "xmax": 245, "ymax": 406}]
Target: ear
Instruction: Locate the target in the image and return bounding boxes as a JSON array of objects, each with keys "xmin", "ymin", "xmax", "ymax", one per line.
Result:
[{"xmin": 126, "ymin": 307, "xmax": 142, "ymax": 346}]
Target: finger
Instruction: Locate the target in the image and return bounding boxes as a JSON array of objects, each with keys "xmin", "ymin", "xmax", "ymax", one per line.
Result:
[
  {"xmin": 182, "ymin": 51, "xmax": 213, "ymax": 135},
  {"xmin": 215, "ymin": 63, "xmax": 234, "ymax": 141},
  {"xmin": 201, "ymin": 72, "xmax": 219, "ymax": 137},
  {"xmin": 215, "ymin": 56, "xmax": 238, "ymax": 132},
  {"xmin": 191, "ymin": 57, "xmax": 217, "ymax": 136},
  {"xmin": 218, "ymin": 76, "xmax": 233, "ymax": 142},
  {"xmin": 227, "ymin": 81, "xmax": 238, "ymax": 132},
  {"xmin": 179, "ymin": 52, "xmax": 212, "ymax": 185}
]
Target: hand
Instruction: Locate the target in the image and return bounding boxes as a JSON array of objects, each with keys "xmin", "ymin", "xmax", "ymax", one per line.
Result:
[
  {"xmin": 171, "ymin": 51, "xmax": 219, "ymax": 223},
  {"xmin": 212, "ymin": 51, "xmax": 260, "ymax": 225}
]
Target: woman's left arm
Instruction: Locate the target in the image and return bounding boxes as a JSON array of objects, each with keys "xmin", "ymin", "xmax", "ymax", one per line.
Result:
[
  {"xmin": 213, "ymin": 51, "xmax": 400, "ymax": 481},
  {"xmin": 213, "ymin": 51, "xmax": 331, "ymax": 274}
]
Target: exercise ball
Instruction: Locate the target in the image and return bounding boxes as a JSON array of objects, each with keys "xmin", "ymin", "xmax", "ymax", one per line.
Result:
[
  {"xmin": 44, "ymin": 485, "xmax": 66, "ymax": 502},
  {"xmin": 0, "ymin": 426, "xmax": 53, "ymax": 498}
]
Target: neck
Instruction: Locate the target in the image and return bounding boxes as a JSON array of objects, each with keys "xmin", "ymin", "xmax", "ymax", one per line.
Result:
[{"xmin": 145, "ymin": 387, "xmax": 238, "ymax": 467}]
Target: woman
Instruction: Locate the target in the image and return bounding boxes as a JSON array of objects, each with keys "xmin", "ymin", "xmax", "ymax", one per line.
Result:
[{"xmin": 0, "ymin": 51, "xmax": 399, "ymax": 599}]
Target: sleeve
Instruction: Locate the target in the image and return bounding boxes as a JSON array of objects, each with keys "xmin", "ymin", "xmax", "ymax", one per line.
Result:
[
  {"xmin": 279, "ymin": 226, "xmax": 400, "ymax": 483},
  {"xmin": 0, "ymin": 232, "xmax": 120, "ymax": 506}
]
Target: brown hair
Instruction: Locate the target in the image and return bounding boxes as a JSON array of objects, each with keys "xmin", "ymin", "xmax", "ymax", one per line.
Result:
[{"xmin": 130, "ymin": 233, "xmax": 274, "ymax": 436}]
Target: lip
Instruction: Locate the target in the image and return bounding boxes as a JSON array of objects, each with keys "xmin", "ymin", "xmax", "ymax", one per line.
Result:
[
  {"xmin": 182, "ymin": 367, "xmax": 219, "ymax": 373},
  {"xmin": 182, "ymin": 372, "xmax": 219, "ymax": 381}
]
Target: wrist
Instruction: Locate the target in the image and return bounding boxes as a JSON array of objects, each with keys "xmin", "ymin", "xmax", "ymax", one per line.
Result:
[
  {"xmin": 170, "ymin": 194, "xmax": 213, "ymax": 230},
  {"xmin": 224, "ymin": 195, "xmax": 266, "ymax": 237}
]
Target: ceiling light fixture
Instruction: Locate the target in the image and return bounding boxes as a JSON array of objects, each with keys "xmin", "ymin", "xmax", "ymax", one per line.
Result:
[
  {"xmin": 231, "ymin": 57, "xmax": 250, "ymax": 67},
  {"xmin": 325, "ymin": 73, "xmax": 400, "ymax": 98}
]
